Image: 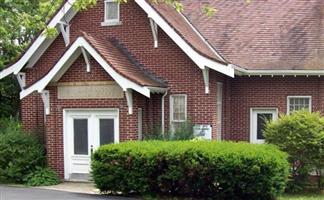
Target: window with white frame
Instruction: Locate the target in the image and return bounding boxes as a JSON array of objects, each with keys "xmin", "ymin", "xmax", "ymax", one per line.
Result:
[
  {"xmin": 170, "ymin": 95, "xmax": 187, "ymax": 131},
  {"xmin": 102, "ymin": 0, "xmax": 120, "ymax": 26},
  {"xmin": 287, "ymin": 96, "xmax": 312, "ymax": 114}
]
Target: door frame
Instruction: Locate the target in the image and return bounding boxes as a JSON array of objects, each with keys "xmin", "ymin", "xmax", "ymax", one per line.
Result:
[
  {"xmin": 250, "ymin": 107, "xmax": 278, "ymax": 144},
  {"xmin": 63, "ymin": 108, "xmax": 119, "ymax": 180}
]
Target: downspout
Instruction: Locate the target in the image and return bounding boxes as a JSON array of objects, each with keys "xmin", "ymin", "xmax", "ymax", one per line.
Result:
[{"xmin": 161, "ymin": 89, "xmax": 169, "ymax": 135}]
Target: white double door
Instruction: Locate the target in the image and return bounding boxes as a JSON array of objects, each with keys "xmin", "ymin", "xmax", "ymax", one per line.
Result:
[{"xmin": 64, "ymin": 109, "xmax": 119, "ymax": 180}]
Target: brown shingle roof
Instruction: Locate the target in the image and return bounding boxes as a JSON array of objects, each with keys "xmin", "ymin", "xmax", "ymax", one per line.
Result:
[
  {"xmin": 82, "ymin": 32, "xmax": 166, "ymax": 87},
  {"xmin": 180, "ymin": 0, "xmax": 324, "ymax": 70}
]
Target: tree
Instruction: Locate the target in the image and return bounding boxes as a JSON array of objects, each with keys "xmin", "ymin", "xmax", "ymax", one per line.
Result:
[{"xmin": 264, "ymin": 111, "xmax": 324, "ymax": 191}]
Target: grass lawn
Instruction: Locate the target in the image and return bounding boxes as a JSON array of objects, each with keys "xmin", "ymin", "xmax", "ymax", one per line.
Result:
[{"xmin": 279, "ymin": 193, "xmax": 323, "ymax": 200}]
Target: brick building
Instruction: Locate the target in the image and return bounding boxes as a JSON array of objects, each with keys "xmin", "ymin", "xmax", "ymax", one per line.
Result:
[{"xmin": 1, "ymin": 0, "xmax": 323, "ymax": 180}]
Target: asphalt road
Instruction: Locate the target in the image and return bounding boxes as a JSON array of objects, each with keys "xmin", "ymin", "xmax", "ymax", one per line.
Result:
[{"xmin": 0, "ymin": 186, "xmax": 134, "ymax": 200}]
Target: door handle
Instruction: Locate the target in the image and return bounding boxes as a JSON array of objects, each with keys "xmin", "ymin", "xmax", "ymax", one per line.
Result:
[{"xmin": 90, "ymin": 145, "xmax": 94, "ymax": 155}]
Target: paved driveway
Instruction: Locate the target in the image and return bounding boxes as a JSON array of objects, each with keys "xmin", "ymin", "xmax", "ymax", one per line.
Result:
[{"xmin": 0, "ymin": 186, "xmax": 133, "ymax": 200}]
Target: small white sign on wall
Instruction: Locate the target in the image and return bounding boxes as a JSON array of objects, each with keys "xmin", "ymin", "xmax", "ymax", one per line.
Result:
[{"xmin": 193, "ymin": 125, "xmax": 212, "ymax": 140}]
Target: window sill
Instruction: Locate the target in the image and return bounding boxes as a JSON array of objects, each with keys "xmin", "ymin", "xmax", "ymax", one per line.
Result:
[{"xmin": 101, "ymin": 21, "xmax": 122, "ymax": 27}]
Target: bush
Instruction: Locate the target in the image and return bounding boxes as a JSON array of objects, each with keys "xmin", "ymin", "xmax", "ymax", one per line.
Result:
[
  {"xmin": 0, "ymin": 117, "xmax": 21, "ymax": 135},
  {"xmin": 143, "ymin": 120, "xmax": 194, "ymax": 141},
  {"xmin": 92, "ymin": 141, "xmax": 289, "ymax": 199},
  {"xmin": 24, "ymin": 167, "xmax": 60, "ymax": 186},
  {"xmin": 264, "ymin": 111, "xmax": 324, "ymax": 191},
  {"xmin": 0, "ymin": 130, "xmax": 45, "ymax": 183}
]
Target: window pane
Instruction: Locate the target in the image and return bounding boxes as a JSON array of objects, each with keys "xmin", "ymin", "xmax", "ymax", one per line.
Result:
[
  {"xmin": 74, "ymin": 119, "xmax": 88, "ymax": 155},
  {"xmin": 106, "ymin": 2, "xmax": 118, "ymax": 20},
  {"xmin": 171, "ymin": 96, "xmax": 186, "ymax": 121},
  {"xmin": 289, "ymin": 97, "xmax": 310, "ymax": 113},
  {"xmin": 257, "ymin": 113, "xmax": 272, "ymax": 140},
  {"xmin": 100, "ymin": 119, "xmax": 114, "ymax": 145}
]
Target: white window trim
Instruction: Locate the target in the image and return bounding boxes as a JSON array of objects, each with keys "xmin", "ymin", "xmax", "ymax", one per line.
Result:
[
  {"xmin": 101, "ymin": 0, "xmax": 122, "ymax": 26},
  {"xmin": 287, "ymin": 96, "xmax": 312, "ymax": 114},
  {"xmin": 170, "ymin": 94, "xmax": 187, "ymax": 123},
  {"xmin": 250, "ymin": 108, "xmax": 278, "ymax": 144}
]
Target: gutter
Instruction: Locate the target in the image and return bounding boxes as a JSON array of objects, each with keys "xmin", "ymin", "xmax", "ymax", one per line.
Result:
[{"xmin": 231, "ymin": 64, "xmax": 324, "ymax": 77}]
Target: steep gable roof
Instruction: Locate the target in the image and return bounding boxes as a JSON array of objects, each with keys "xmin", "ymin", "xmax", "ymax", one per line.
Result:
[
  {"xmin": 181, "ymin": 0, "xmax": 324, "ymax": 71},
  {"xmin": 84, "ymin": 33, "xmax": 166, "ymax": 88},
  {"xmin": 21, "ymin": 32, "xmax": 167, "ymax": 99}
]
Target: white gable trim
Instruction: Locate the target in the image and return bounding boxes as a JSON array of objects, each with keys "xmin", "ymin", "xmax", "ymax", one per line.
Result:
[
  {"xmin": 20, "ymin": 37, "xmax": 151, "ymax": 99},
  {"xmin": 178, "ymin": 11, "xmax": 226, "ymax": 63},
  {"xmin": 0, "ymin": 0, "xmax": 76, "ymax": 80},
  {"xmin": 134, "ymin": 0, "xmax": 234, "ymax": 78}
]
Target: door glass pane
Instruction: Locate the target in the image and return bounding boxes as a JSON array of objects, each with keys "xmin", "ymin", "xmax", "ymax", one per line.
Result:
[
  {"xmin": 257, "ymin": 113, "xmax": 272, "ymax": 140},
  {"xmin": 74, "ymin": 119, "xmax": 88, "ymax": 155},
  {"xmin": 100, "ymin": 119, "xmax": 114, "ymax": 145}
]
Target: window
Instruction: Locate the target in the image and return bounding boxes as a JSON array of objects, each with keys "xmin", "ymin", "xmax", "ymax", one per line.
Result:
[
  {"xmin": 250, "ymin": 108, "xmax": 278, "ymax": 143},
  {"xmin": 99, "ymin": 118, "xmax": 115, "ymax": 145},
  {"xmin": 170, "ymin": 95, "xmax": 187, "ymax": 131},
  {"xmin": 216, "ymin": 82, "xmax": 223, "ymax": 140},
  {"xmin": 287, "ymin": 96, "xmax": 311, "ymax": 114},
  {"xmin": 73, "ymin": 119, "xmax": 88, "ymax": 155},
  {"xmin": 101, "ymin": 0, "xmax": 121, "ymax": 26}
]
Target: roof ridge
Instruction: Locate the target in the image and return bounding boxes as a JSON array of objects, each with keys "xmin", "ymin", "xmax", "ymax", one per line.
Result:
[{"xmin": 109, "ymin": 37, "xmax": 167, "ymax": 87}]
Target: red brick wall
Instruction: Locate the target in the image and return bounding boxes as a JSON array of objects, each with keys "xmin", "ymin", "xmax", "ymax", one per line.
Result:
[
  {"xmin": 225, "ymin": 76, "xmax": 324, "ymax": 141},
  {"xmin": 59, "ymin": 56, "xmax": 113, "ymax": 83}
]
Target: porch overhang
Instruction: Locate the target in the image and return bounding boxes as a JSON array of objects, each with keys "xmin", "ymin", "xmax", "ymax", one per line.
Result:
[{"xmin": 20, "ymin": 36, "xmax": 153, "ymax": 100}]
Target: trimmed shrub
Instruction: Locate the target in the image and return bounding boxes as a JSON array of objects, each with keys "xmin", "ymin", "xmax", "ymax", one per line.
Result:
[
  {"xmin": 24, "ymin": 167, "xmax": 60, "ymax": 186},
  {"xmin": 92, "ymin": 141, "xmax": 289, "ymax": 199},
  {"xmin": 0, "ymin": 131, "xmax": 45, "ymax": 183},
  {"xmin": 264, "ymin": 110, "xmax": 324, "ymax": 191}
]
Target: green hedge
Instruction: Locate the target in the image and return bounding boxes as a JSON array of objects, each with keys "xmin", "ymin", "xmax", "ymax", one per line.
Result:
[
  {"xmin": 92, "ymin": 141, "xmax": 289, "ymax": 199},
  {"xmin": 0, "ymin": 131, "xmax": 45, "ymax": 183}
]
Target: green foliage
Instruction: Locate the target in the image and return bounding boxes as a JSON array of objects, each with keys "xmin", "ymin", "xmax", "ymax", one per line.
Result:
[
  {"xmin": 143, "ymin": 120, "xmax": 194, "ymax": 141},
  {"xmin": 264, "ymin": 111, "xmax": 324, "ymax": 191},
  {"xmin": 0, "ymin": 117, "xmax": 21, "ymax": 134},
  {"xmin": 24, "ymin": 167, "xmax": 60, "ymax": 186},
  {"xmin": 0, "ymin": 77, "xmax": 20, "ymax": 118},
  {"xmin": 0, "ymin": 126, "xmax": 45, "ymax": 183},
  {"xmin": 92, "ymin": 141, "xmax": 289, "ymax": 199}
]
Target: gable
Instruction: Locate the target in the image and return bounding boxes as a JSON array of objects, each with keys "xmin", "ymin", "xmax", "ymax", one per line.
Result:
[
  {"xmin": 58, "ymin": 55, "xmax": 114, "ymax": 83},
  {"xmin": 0, "ymin": 0, "xmax": 234, "ymax": 83}
]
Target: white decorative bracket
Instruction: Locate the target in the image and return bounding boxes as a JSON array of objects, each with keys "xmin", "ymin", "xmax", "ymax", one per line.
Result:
[
  {"xmin": 59, "ymin": 21, "xmax": 70, "ymax": 46},
  {"xmin": 202, "ymin": 67, "xmax": 210, "ymax": 94},
  {"xmin": 41, "ymin": 90, "xmax": 50, "ymax": 115},
  {"xmin": 16, "ymin": 72, "xmax": 26, "ymax": 90},
  {"xmin": 81, "ymin": 47, "xmax": 91, "ymax": 72},
  {"xmin": 149, "ymin": 18, "xmax": 158, "ymax": 48},
  {"xmin": 125, "ymin": 89, "xmax": 133, "ymax": 115}
]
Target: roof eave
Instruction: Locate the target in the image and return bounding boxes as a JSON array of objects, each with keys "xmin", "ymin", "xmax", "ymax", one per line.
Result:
[
  {"xmin": 0, "ymin": 0, "xmax": 77, "ymax": 79},
  {"xmin": 233, "ymin": 64, "xmax": 324, "ymax": 76}
]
